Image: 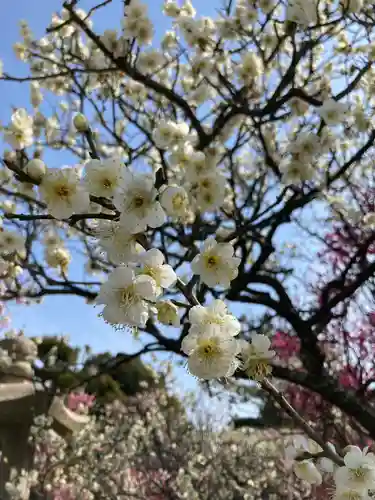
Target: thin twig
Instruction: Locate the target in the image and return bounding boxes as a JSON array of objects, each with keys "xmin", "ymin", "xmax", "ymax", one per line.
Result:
[{"xmin": 262, "ymin": 378, "xmax": 344, "ymax": 466}]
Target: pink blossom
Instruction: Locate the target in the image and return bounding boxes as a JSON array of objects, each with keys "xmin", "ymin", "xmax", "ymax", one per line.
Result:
[
  {"xmin": 52, "ymin": 486, "xmax": 75, "ymax": 500},
  {"xmin": 128, "ymin": 468, "xmax": 169, "ymax": 499},
  {"xmin": 272, "ymin": 331, "xmax": 300, "ymax": 360},
  {"xmin": 368, "ymin": 312, "xmax": 375, "ymax": 327},
  {"xmin": 338, "ymin": 367, "xmax": 360, "ymax": 389},
  {"xmin": 67, "ymin": 393, "xmax": 95, "ymax": 413}
]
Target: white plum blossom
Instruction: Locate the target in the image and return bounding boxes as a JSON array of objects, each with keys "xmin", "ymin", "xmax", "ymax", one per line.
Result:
[
  {"xmin": 342, "ymin": 0, "xmax": 363, "ymax": 14},
  {"xmin": 100, "ymin": 30, "xmax": 125, "ymax": 58},
  {"xmin": 180, "ymin": 0, "xmax": 196, "ymax": 17},
  {"xmin": 163, "ymin": 0, "xmax": 181, "ymax": 16},
  {"xmin": 279, "ymin": 159, "xmax": 316, "ymax": 185},
  {"xmin": 188, "ymin": 300, "xmax": 240, "ymax": 337},
  {"xmin": 168, "ymin": 143, "xmax": 204, "ymax": 173},
  {"xmin": 191, "ymin": 237, "xmax": 240, "ymax": 288},
  {"xmin": 84, "ymin": 157, "xmax": 123, "ymax": 198},
  {"xmin": 181, "ymin": 325, "xmax": 241, "ymax": 379},
  {"xmin": 0, "ymin": 230, "xmax": 25, "ymax": 255},
  {"xmin": 114, "ymin": 170, "xmax": 166, "ymax": 233},
  {"xmin": 237, "ymin": 52, "xmax": 263, "ymax": 83},
  {"xmin": 152, "ymin": 120, "xmax": 189, "ymax": 149},
  {"xmin": 155, "ymin": 300, "xmax": 180, "ymax": 326},
  {"xmin": 294, "ymin": 460, "xmax": 322, "ymax": 485},
  {"xmin": 183, "ymin": 151, "xmax": 216, "ymax": 183},
  {"xmin": 122, "ymin": 0, "xmax": 154, "ymax": 44},
  {"xmin": 286, "ymin": 436, "xmax": 309, "ymax": 461},
  {"xmin": 45, "ymin": 116, "xmax": 60, "ymax": 143},
  {"xmin": 43, "ymin": 231, "xmax": 63, "ymax": 248},
  {"xmin": 124, "ymin": 0, "xmax": 148, "ymax": 20},
  {"xmin": 136, "ymin": 49, "xmax": 165, "ymax": 74},
  {"xmin": 181, "ymin": 300, "xmax": 241, "ymax": 379},
  {"xmin": 4, "ymin": 108, "xmax": 34, "ymax": 150},
  {"xmin": 45, "ymin": 245, "xmax": 71, "ymax": 272},
  {"xmin": 139, "ymin": 249, "xmax": 177, "ymax": 295},
  {"xmin": 94, "ymin": 220, "xmax": 144, "ymax": 265},
  {"xmin": 334, "ymin": 446, "xmax": 375, "ymax": 493},
  {"xmin": 30, "ymin": 82, "xmax": 43, "ymax": 108},
  {"xmin": 0, "ymin": 258, "xmax": 9, "ymax": 276},
  {"xmin": 193, "ymin": 174, "xmax": 227, "ymax": 212},
  {"xmin": 96, "ymin": 265, "xmax": 158, "ymax": 327},
  {"xmin": 160, "ymin": 185, "xmax": 190, "ymax": 219},
  {"xmin": 317, "ymin": 456, "xmax": 336, "ymax": 474},
  {"xmin": 317, "ymin": 98, "xmax": 350, "ymax": 126},
  {"xmin": 13, "ymin": 42, "xmax": 28, "ymax": 61},
  {"xmin": 333, "ymin": 488, "xmax": 370, "ymax": 500},
  {"xmin": 50, "ymin": 11, "xmax": 74, "ymax": 38},
  {"xmin": 240, "ymin": 334, "xmax": 276, "ymax": 380},
  {"xmin": 286, "ymin": 0, "xmax": 318, "ymax": 26},
  {"xmin": 362, "ymin": 212, "xmax": 375, "ymax": 229},
  {"xmin": 290, "ymin": 133, "xmax": 320, "ymax": 161},
  {"xmin": 39, "ymin": 167, "xmax": 90, "ymax": 219},
  {"xmin": 2, "ymin": 200, "xmax": 16, "ymax": 213}
]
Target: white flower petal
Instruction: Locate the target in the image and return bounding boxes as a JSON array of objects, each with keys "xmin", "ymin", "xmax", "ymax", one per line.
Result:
[{"xmin": 148, "ymin": 202, "xmax": 167, "ymax": 228}]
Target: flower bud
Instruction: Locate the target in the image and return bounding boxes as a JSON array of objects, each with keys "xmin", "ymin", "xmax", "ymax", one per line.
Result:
[
  {"xmin": 8, "ymin": 264, "xmax": 23, "ymax": 278},
  {"xmin": 342, "ymin": 0, "xmax": 363, "ymax": 13},
  {"xmin": 73, "ymin": 113, "xmax": 89, "ymax": 132},
  {"xmin": 294, "ymin": 460, "xmax": 322, "ymax": 485},
  {"xmin": 2, "ymin": 200, "xmax": 16, "ymax": 213},
  {"xmin": 3, "ymin": 150, "xmax": 17, "ymax": 163},
  {"xmin": 156, "ymin": 301, "xmax": 180, "ymax": 326},
  {"xmin": 25, "ymin": 158, "xmax": 46, "ymax": 181}
]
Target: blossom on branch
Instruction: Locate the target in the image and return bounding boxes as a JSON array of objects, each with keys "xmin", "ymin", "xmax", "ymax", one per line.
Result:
[
  {"xmin": 191, "ymin": 237, "xmax": 240, "ymax": 288},
  {"xmin": 96, "ymin": 265, "xmax": 158, "ymax": 327},
  {"xmin": 114, "ymin": 170, "xmax": 166, "ymax": 233},
  {"xmin": 39, "ymin": 167, "xmax": 90, "ymax": 219},
  {"xmin": 3, "ymin": 108, "xmax": 33, "ymax": 150}
]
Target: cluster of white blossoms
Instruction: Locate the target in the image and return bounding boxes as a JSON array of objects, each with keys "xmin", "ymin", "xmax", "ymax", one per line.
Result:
[
  {"xmin": 286, "ymin": 436, "xmax": 375, "ymax": 499},
  {"xmin": 181, "ymin": 300, "xmax": 275, "ymax": 380},
  {"xmin": 4, "ymin": 109, "xmax": 231, "ymax": 228},
  {"xmin": 122, "ymin": 0, "xmax": 154, "ymax": 45},
  {"xmin": 286, "ymin": 0, "xmax": 363, "ymax": 26},
  {"xmin": 43, "ymin": 231, "xmax": 71, "ymax": 274},
  {"xmin": 182, "ymin": 300, "xmax": 242, "ymax": 379},
  {"xmin": 152, "ymin": 119, "xmax": 229, "ymax": 215},
  {"xmin": 279, "ymin": 98, "xmax": 350, "ymax": 185},
  {"xmin": 93, "ymin": 213, "xmax": 243, "ymax": 336},
  {"xmin": 95, "ymin": 251, "xmax": 176, "ymax": 328},
  {"xmin": 72, "ymin": 156, "xmax": 266, "ymax": 381},
  {"xmin": 0, "ymin": 98, "xmax": 245, "ymax": 344}
]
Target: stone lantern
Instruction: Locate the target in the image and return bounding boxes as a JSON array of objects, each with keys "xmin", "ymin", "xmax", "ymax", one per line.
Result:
[{"xmin": 0, "ymin": 337, "xmax": 90, "ymax": 500}]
